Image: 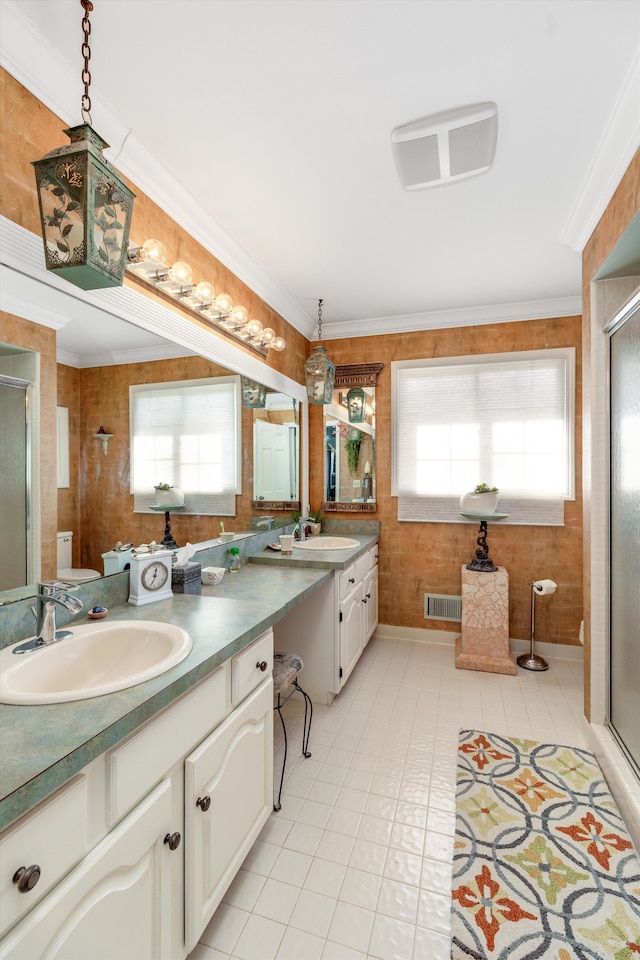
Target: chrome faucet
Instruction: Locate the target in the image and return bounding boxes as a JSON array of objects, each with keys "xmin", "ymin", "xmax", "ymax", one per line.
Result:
[
  {"xmin": 294, "ymin": 516, "xmax": 311, "ymax": 542},
  {"xmin": 32, "ymin": 581, "xmax": 83, "ymax": 645},
  {"xmin": 256, "ymin": 515, "xmax": 275, "ymax": 530}
]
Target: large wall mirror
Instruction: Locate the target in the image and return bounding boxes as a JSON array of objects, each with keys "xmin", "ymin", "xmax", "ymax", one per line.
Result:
[
  {"xmin": 322, "ymin": 363, "xmax": 383, "ymax": 513},
  {"xmin": 0, "ymin": 222, "xmax": 306, "ymax": 601}
]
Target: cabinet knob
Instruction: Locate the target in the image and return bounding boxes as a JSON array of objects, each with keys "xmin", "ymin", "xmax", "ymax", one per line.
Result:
[
  {"xmin": 196, "ymin": 795, "xmax": 211, "ymax": 812},
  {"xmin": 13, "ymin": 865, "xmax": 41, "ymax": 893},
  {"xmin": 362, "ymin": 597, "xmax": 368, "ymax": 603},
  {"xmin": 365, "ymin": 593, "xmax": 371, "ymax": 599},
  {"xmin": 349, "ymin": 577, "xmax": 355, "ymax": 584},
  {"xmin": 256, "ymin": 660, "xmax": 268, "ymax": 672},
  {"xmin": 163, "ymin": 832, "xmax": 181, "ymax": 851}
]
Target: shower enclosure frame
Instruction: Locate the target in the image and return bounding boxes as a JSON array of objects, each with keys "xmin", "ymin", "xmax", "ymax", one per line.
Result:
[{"xmin": 604, "ymin": 289, "xmax": 640, "ymax": 780}]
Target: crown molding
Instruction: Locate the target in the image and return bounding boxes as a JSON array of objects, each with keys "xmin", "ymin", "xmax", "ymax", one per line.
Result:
[
  {"xmin": 320, "ymin": 295, "xmax": 582, "ymax": 340},
  {"xmin": 0, "ymin": 216, "xmax": 306, "ymax": 400},
  {"xmin": 0, "ymin": 1, "xmax": 315, "ymax": 340},
  {"xmin": 562, "ymin": 49, "xmax": 640, "ymax": 253},
  {"xmin": 56, "ymin": 342, "xmax": 196, "ymax": 370}
]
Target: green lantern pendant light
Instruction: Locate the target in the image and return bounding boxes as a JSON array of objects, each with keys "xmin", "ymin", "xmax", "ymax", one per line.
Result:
[
  {"xmin": 305, "ymin": 299, "xmax": 336, "ymax": 404},
  {"xmin": 32, "ymin": 1, "xmax": 135, "ymax": 290}
]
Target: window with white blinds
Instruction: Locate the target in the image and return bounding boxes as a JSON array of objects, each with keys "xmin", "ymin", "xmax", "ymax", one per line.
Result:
[
  {"xmin": 392, "ymin": 349, "xmax": 574, "ymax": 525},
  {"xmin": 130, "ymin": 376, "xmax": 241, "ymax": 516}
]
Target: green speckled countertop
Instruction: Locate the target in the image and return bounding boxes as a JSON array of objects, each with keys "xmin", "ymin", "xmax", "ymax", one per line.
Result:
[{"xmin": 0, "ymin": 535, "xmax": 377, "ymax": 832}]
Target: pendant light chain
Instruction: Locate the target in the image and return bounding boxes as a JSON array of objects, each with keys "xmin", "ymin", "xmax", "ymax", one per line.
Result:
[
  {"xmin": 80, "ymin": 0, "xmax": 94, "ymax": 124},
  {"xmin": 317, "ymin": 298, "xmax": 324, "ymax": 341}
]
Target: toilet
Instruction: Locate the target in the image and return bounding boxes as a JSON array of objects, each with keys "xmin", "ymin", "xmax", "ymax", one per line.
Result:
[{"xmin": 56, "ymin": 531, "xmax": 101, "ymax": 583}]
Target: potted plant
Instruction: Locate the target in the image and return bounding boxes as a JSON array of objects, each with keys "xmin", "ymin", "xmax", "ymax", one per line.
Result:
[
  {"xmin": 460, "ymin": 483, "xmax": 499, "ymax": 515},
  {"xmin": 344, "ymin": 430, "xmax": 364, "ymax": 476},
  {"xmin": 308, "ymin": 508, "xmax": 323, "ymax": 535},
  {"xmin": 154, "ymin": 482, "xmax": 184, "ymax": 507}
]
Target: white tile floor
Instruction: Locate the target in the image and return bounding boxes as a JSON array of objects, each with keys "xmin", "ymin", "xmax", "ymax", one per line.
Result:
[{"xmin": 190, "ymin": 635, "xmax": 586, "ymax": 960}]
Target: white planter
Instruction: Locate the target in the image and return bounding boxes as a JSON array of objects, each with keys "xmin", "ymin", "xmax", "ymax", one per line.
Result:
[
  {"xmin": 155, "ymin": 486, "xmax": 184, "ymax": 508},
  {"xmin": 460, "ymin": 491, "xmax": 499, "ymax": 515}
]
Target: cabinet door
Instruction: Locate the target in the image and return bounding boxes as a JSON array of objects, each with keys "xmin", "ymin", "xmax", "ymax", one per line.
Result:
[
  {"xmin": 363, "ymin": 566, "xmax": 379, "ymax": 644},
  {"xmin": 184, "ymin": 678, "xmax": 273, "ymax": 951},
  {"xmin": 340, "ymin": 583, "xmax": 363, "ymax": 689},
  {"xmin": 0, "ymin": 780, "xmax": 174, "ymax": 960}
]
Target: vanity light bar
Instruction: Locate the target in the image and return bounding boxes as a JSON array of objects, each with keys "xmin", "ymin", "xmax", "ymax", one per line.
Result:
[{"xmin": 125, "ymin": 241, "xmax": 286, "ymax": 358}]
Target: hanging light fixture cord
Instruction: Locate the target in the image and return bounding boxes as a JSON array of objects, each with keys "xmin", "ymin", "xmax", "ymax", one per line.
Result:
[
  {"xmin": 317, "ymin": 298, "xmax": 324, "ymax": 340},
  {"xmin": 80, "ymin": 0, "xmax": 94, "ymax": 124}
]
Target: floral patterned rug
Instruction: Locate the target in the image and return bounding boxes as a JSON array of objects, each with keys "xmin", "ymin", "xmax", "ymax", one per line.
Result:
[{"xmin": 451, "ymin": 730, "xmax": 640, "ymax": 959}]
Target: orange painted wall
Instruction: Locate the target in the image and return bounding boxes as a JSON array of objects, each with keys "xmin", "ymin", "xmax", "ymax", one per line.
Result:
[{"xmin": 312, "ymin": 315, "xmax": 584, "ymax": 647}]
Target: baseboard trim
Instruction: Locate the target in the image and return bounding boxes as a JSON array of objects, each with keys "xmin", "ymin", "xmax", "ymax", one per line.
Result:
[{"xmin": 374, "ymin": 625, "xmax": 583, "ymax": 661}]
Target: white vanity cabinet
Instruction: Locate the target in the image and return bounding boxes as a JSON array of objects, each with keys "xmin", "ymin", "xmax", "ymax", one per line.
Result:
[
  {"xmin": 0, "ymin": 628, "xmax": 274, "ymax": 960},
  {"xmin": 274, "ymin": 542, "xmax": 379, "ymax": 704},
  {"xmin": 339, "ymin": 545, "xmax": 379, "ymax": 689},
  {"xmin": 0, "ymin": 780, "xmax": 173, "ymax": 960}
]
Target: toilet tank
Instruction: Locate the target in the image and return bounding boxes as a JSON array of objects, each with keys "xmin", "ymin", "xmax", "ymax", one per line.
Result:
[{"xmin": 57, "ymin": 531, "xmax": 73, "ymax": 571}]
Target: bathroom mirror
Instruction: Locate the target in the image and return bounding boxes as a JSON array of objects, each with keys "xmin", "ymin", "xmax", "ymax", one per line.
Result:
[
  {"xmin": 0, "ymin": 314, "xmax": 303, "ymax": 599},
  {"xmin": 252, "ymin": 392, "xmax": 300, "ymax": 509},
  {"xmin": 322, "ymin": 363, "xmax": 383, "ymax": 513}
]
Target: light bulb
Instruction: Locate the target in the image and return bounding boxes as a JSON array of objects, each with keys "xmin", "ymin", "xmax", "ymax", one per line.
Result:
[
  {"xmin": 168, "ymin": 261, "xmax": 193, "ymax": 285},
  {"xmin": 230, "ymin": 305, "xmax": 248, "ymax": 326},
  {"xmin": 272, "ymin": 336, "xmax": 286, "ymax": 351},
  {"xmin": 140, "ymin": 238, "xmax": 167, "ymax": 264},
  {"xmin": 261, "ymin": 327, "xmax": 275, "ymax": 344},
  {"xmin": 194, "ymin": 280, "xmax": 215, "ymax": 303},
  {"xmin": 246, "ymin": 318, "xmax": 263, "ymax": 337},
  {"xmin": 214, "ymin": 292, "xmax": 233, "ymax": 314}
]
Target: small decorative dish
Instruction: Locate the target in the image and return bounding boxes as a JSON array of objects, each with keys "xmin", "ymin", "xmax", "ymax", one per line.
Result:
[
  {"xmin": 88, "ymin": 606, "xmax": 108, "ymax": 619},
  {"xmin": 267, "ymin": 543, "xmax": 282, "ymax": 551}
]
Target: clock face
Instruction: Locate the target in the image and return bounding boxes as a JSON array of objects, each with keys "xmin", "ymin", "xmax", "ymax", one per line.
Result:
[{"xmin": 141, "ymin": 559, "xmax": 170, "ymax": 591}]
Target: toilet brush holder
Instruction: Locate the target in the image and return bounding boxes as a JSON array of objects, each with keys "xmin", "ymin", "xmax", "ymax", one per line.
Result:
[{"xmin": 517, "ymin": 579, "xmax": 556, "ymax": 672}]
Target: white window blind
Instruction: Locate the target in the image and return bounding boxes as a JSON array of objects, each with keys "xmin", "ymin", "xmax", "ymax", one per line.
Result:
[
  {"xmin": 130, "ymin": 376, "xmax": 241, "ymax": 516},
  {"xmin": 392, "ymin": 349, "xmax": 574, "ymax": 525}
]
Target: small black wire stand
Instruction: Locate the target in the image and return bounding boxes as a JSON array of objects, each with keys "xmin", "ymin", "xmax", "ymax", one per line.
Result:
[
  {"xmin": 149, "ymin": 504, "xmax": 185, "ymax": 550},
  {"xmin": 461, "ymin": 512, "xmax": 509, "ymax": 572}
]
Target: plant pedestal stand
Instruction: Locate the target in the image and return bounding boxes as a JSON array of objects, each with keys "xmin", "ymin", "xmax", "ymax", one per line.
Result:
[{"xmin": 456, "ymin": 565, "xmax": 516, "ymax": 675}]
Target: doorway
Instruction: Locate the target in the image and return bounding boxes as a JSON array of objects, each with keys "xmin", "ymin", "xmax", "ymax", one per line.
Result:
[{"xmin": 0, "ymin": 376, "xmax": 31, "ymax": 589}]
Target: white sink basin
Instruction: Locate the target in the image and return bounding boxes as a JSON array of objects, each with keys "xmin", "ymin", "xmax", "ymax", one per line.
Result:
[
  {"xmin": 293, "ymin": 536, "xmax": 359, "ymax": 551},
  {"xmin": 0, "ymin": 621, "xmax": 193, "ymax": 705}
]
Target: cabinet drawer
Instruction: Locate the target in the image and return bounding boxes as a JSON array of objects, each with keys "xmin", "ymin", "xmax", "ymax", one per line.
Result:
[
  {"xmin": 106, "ymin": 663, "xmax": 229, "ymax": 826},
  {"xmin": 231, "ymin": 629, "xmax": 273, "ymax": 706},
  {"xmin": 339, "ymin": 562, "xmax": 358, "ymax": 599},
  {"xmin": 0, "ymin": 775, "xmax": 88, "ymax": 937}
]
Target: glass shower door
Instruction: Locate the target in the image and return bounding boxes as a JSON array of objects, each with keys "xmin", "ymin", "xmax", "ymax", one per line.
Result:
[{"xmin": 609, "ymin": 300, "xmax": 640, "ymax": 775}]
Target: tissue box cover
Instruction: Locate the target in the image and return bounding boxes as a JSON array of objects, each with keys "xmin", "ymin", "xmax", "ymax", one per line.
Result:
[
  {"xmin": 202, "ymin": 566, "xmax": 225, "ymax": 585},
  {"xmin": 172, "ymin": 561, "xmax": 201, "ymax": 594}
]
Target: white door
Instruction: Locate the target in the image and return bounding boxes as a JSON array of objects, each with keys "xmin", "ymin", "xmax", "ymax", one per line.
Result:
[
  {"xmin": 340, "ymin": 583, "xmax": 363, "ymax": 688},
  {"xmin": 184, "ymin": 680, "xmax": 273, "ymax": 951},
  {"xmin": 254, "ymin": 420, "xmax": 290, "ymax": 500},
  {"xmin": 0, "ymin": 781, "xmax": 174, "ymax": 960}
]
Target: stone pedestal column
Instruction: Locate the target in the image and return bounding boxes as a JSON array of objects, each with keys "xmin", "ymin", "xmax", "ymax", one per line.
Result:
[{"xmin": 456, "ymin": 565, "xmax": 516, "ymax": 675}]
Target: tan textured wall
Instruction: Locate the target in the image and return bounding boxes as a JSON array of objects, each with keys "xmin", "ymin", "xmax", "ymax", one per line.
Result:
[
  {"xmin": 311, "ymin": 316, "xmax": 584, "ymax": 647},
  {"xmin": 0, "ymin": 311, "xmax": 57, "ymax": 579},
  {"xmin": 581, "ymin": 147, "xmax": 640, "ymax": 719}
]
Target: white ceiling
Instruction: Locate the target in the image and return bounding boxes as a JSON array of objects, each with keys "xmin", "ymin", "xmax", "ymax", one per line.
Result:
[{"xmin": 2, "ymin": 0, "xmax": 640, "ymax": 347}]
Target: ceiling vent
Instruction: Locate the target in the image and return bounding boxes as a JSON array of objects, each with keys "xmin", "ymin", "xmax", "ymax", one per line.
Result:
[{"xmin": 391, "ymin": 102, "xmax": 498, "ymax": 190}]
